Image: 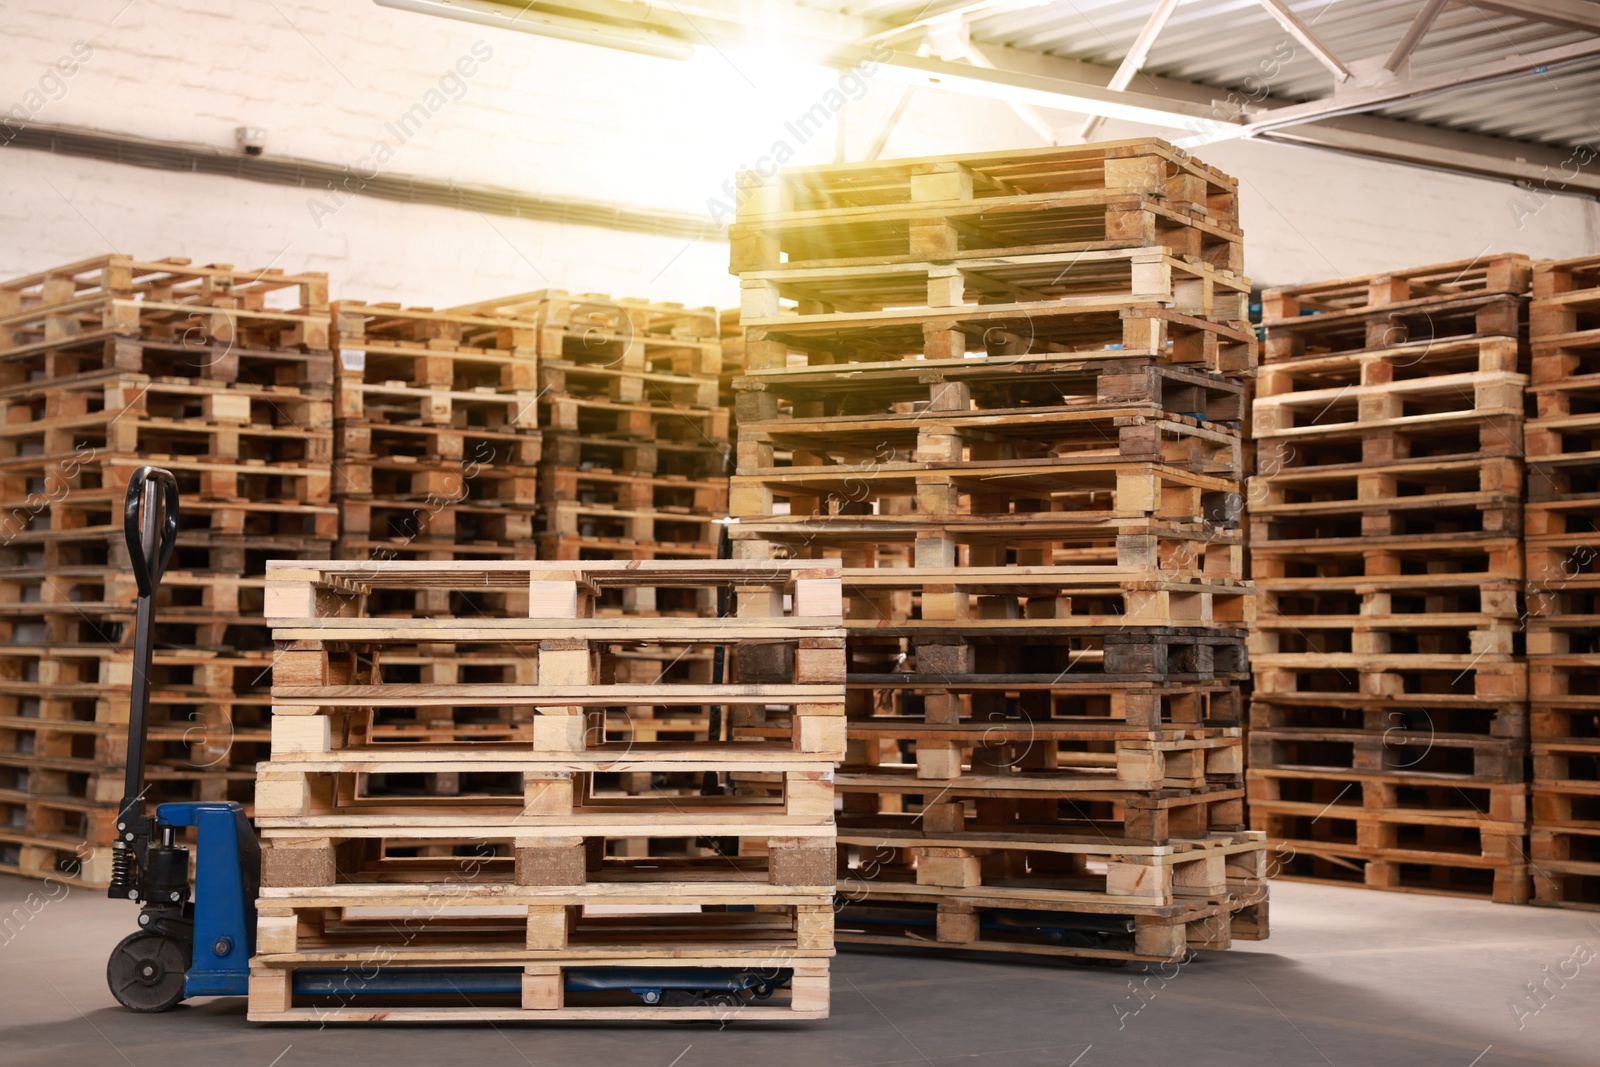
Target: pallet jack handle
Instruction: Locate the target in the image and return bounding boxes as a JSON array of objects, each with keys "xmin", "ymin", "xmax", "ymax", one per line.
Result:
[{"xmin": 112, "ymin": 467, "xmax": 180, "ymax": 867}]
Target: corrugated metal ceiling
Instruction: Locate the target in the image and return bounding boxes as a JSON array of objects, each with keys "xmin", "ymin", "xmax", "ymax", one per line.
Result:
[{"xmin": 811, "ymin": 0, "xmax": 1600, "ymax": 150}]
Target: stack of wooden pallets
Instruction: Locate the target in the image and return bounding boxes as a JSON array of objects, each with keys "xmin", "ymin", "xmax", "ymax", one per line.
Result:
[
  {"xmin": 329, "ymin": 300, "xmax": 542, "ymax": 575},
  {"xmin": 249, "ymin": 558, "xmax": 842, "ymax": 1021},
  {"xmin": 327, "ymin": 301, "xmax": 545, "ymax": 755},
  {"xmin": 1247, "ymin": 254, "xmax": 1533, "ymax": 903},
  {"xmin": 449, "ymin": 291, "xmax": 730, "ymax": 766},
  {"xmin": 450, "ymin": 290, "xmax": 727, "ymax": 570},
  {"xmin": 1524, "ymin": 254, "xmax": 1600, "ymax": 910},
  {"xmin": 0, "ymin": 255, "xmax": 334, "ymax": 883},
  {"xmin": 726, "ymin": 139, "xmax": 1268, "ymax": 963}
]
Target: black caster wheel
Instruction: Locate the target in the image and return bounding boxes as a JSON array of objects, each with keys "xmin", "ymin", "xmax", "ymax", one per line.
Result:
[{"xmin": 107, "ymin": 930, "xmax": 190, "ymax": 1012}]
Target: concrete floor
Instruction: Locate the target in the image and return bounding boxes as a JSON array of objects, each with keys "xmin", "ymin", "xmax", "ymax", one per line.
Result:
[{"xmin": 2, "ymin": 874, "xmax": 1595, "ymax": 1066}]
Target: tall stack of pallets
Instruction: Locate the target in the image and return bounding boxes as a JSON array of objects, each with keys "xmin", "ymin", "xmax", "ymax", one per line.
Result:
[
  {"xmin": 329, "ymin": 300, "xmax": 542, "ymax": 572},
  {"xmin": 1247, "ymin": 254, "xmax": 1533, "ymax": 903},
  {"xmin": 451, "ymin": 290, "xmax": 727, "ymax": 571},
  {"xmin": 1524, "ymin": 254, "xmax": 1600, "ymax": 910},
  {"xmin": 0, "ymin": 255, "xmax": 334, "ymax": 884},
  {"xmin": 452, "ymin": 291, "xmax": 731, "ymax": 770},
  {"xmin": 328, "ymin": 301, "xmax": 545, "ymax": 754},
  {"xmin": 726, "ymin": 139, "xmax": 1269, "ymax": 963},
  {"xmin": 249, "ymin": 558, "xmax": 843, "ymax": 1021}
]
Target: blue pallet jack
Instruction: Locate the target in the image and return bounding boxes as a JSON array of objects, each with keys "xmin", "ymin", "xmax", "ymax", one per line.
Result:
[{"xmin": 105, "ymin": 466, "xmax": 790, "ymax": 1014}]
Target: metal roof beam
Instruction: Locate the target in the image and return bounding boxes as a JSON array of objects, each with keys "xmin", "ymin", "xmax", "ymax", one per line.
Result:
[
  {"xmin": 1206, "ymin": 35, "xmax": 1600, "ymax": 141},
  {"xmin": 962, "ymin": 39, "xmax": 1062, "ymax": 144},
  {"xmin": 1253, "ymin": 0, "xmax": 1353, "ymax": 82},
  {"xmin": 866, "ymin": 50, "xmax": 1245, "ymax": 135},
  {"xmin": 1456, "ymin": 0, "xmax": 1600, "ymax": 34},
  {"xmin": 1263, "ymin": 113, "xmax": 1600, "ymax": 196},
  {"xmin": 1385, "ymin": 0, "xmax": 1450, "ymax": 72},
  {"xmin": 870, "ymin": 36, "xmax": 1600, "ymax": 198},
  {"xmin": 1079, "ymin": 0, "xmax": 1182, "ymax": 142}
]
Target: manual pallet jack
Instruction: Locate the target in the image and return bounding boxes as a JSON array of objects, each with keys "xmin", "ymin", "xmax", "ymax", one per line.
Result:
[{"xmin": 105, "ymin": 466, "xmax": 790, "ymax": 1014}]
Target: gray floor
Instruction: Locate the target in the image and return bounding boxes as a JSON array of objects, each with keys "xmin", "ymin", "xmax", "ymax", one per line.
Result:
[{"xmin": 2, "ymin": 874, "xmax": 1595, "ymax": 1066}]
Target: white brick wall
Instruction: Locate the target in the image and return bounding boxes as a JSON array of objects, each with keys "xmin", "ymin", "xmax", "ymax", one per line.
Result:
[
  {"xmin": 2, "ymin": 149, "xmax": 739, "ymax": 307},
  {"xmin": 1, "ymin": 0, "xmax": 1595, "ymax": 302}
]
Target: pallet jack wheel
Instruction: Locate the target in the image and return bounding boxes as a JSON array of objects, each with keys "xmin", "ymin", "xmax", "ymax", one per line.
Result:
[{"xmin": 106, "ymin": 930, "xmax": 190, "ymax": 1012}]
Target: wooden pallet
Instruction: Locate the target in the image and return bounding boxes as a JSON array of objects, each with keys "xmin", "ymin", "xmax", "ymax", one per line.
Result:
[
  {"xmin": 331, "ymin": 301, "xmax": 536, "ymax": 391},
  {"xmin": 740, "ymin": 248, "xmax": 1249, "ymax": 339},
  {"xmin": 1263, "ymin": 299, "xmax": 1526, "ymax": 367},
  {"xmin": 335, "ymin": 421, "xmax": 541, "ymax": 468},
  {"xmin": 732, "ymin": 459, "xmax": 1241, "ymax": 536},
  {"xmin": 834, "ymin": 892, "xmax": 1266, "ymax": 964},
  {"xmin": 1248, "ymin": 612, "xmax": 1520, "ymax": 670},
  {"xmin": 1531, "ymin": 254, "xmax": 1600, "ymax": 349},
  {"xmin": 836, "ymin": 773, "xmax": 1247, "ymax": 843},
  {"xmin": 336, "ymin": 381, "xmax": 541, "ymax": 432},
  {"xmin": 837, "ymin": 721, "xmax": 1242, "ymax": 790},
  {"xmin": 251, "ymin": 884, "xmax": 833, "ymax": 958},
  {"xmin": 1248, "ymin": 767, "xmax": 1526, "ymax": 821},
  {"xmin": 834, "ymin": 827, "xmax": 1262, "ymax": 907},
  {"xmin": 1255, "ymin": 331, "xmax": 1522, "ymax": 393},
  {"xmin": 539, "ymin": 360, "xmax": 719, "ymax": 409},
  {"xmin": 742, "ymin": 351, "xmax": 1246, "ymax": 424},
  {"xmin": 1, "ymin": 257, "xmax": 330, "ymax": 358},
  {"xmin": 842, "ymin": 680, "xmax": 1242, "ymax": 731},
  {"xmin": 1530, "ymin": 821, "xmax": 1600, "ymax": 909},
  {"xmin": 1249, "ymin": 694, "xmax": 1525, "ymax": 741},
  {"xmin": 736, "ymin": 515, "xmax": 1241, "ymax": 584},
  {"xmin": 742, "ymin": 408, "xmax": 1244, "ymax": 483},
  {"xmin": 0, "ymin": 372, "xmax": 331, "ymax": 438},
  {"xmin": 742, "ymin": 305, "xmax": 1255, "ymax": 378},
  {"xmin": 739, "ymin": 139, "xmax": 1236, "ymax": 219},
  {"xmin": 1251, "ymin": 656, "xmax": 1524, "ymax": 702},
  {"xmin": 835, "ymin": 568, "xmax": 1249, "ymax": 629},
  {"xmin": 337, "ymin": 498, "xmax": 536, "ymax": 547},
  {"xmin": 1248, "ymin": 729, "xmax": 1524, "ymax": 784},
  {"xmin": 846, "ymin": 628, "xmax": 1247, "ymax": 686},
  {"xmin": 1262, "ymin": 254, "xmax": 1531, "ymax": 318},
  {"xmin": 543, "ymin": 394, "xmax": 728, "ymax": 445},
  {"xmin": 540, "ymin": 501, "xmax": 721, "ymax": 546},
  {"xmin": 332, "ymin": 457, "xmax": 536, "ymax": 506},
  {"xmin": 1266, "ymin": 845, "xmax": 1530, "ymax": 903},
  {"xmin": 1250, "ymin": 449, "xmax": 1522, "ymax": 514},
  {"xmin": 0, "ymin": 254, "xmax": 326, "ymax": 314},
  {"xmin": 541, "ymin": 433, "xmax": 727, "ymax": 480},
  {"xmin": 1253, "ymin": 587, "xmax": 1521, "ymax": 655},
  {"xmin": 539, "ymin": 467, "xmax": 728, "ymax": 514},
  {"xmin": 731, "ymin": 140, "xmax": 1241, "ymax": 274},
  {"xmin": 247, "ymin": 958, "xmax": 829, "ymax": 1022},
  {"xmin": 0, "ymin": 486, "xmax": 339, "ymax": 542},
  {"xmin": 450, "ymin": 290, "xmax": 719, "ymax": 346},
  {"xmin": 333, "ymin": 537, "xmax": 537, "ymax": 566},
  {"xmin": 0, "ymin": 523, "xmax": 334, "ymax": 578},
  {"xmin": 1248, "ymin": 765, "xmax": 1530, "ymax": 903},
  {"xmin": 0, "ymin": 334, "xmax": 334, "ymax": 390},
  {"xmin": 1255, "ymin": 369, "xmax": 1524, "ymax": 457},
  {"xmin": 0, "ymin": 827, "xmax": 112, "ymax": 885}
]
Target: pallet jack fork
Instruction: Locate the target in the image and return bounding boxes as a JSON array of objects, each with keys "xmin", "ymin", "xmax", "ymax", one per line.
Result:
[{"xmin": 105, "ymin": 467, "xmax": 790, "ymax": 1015}]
